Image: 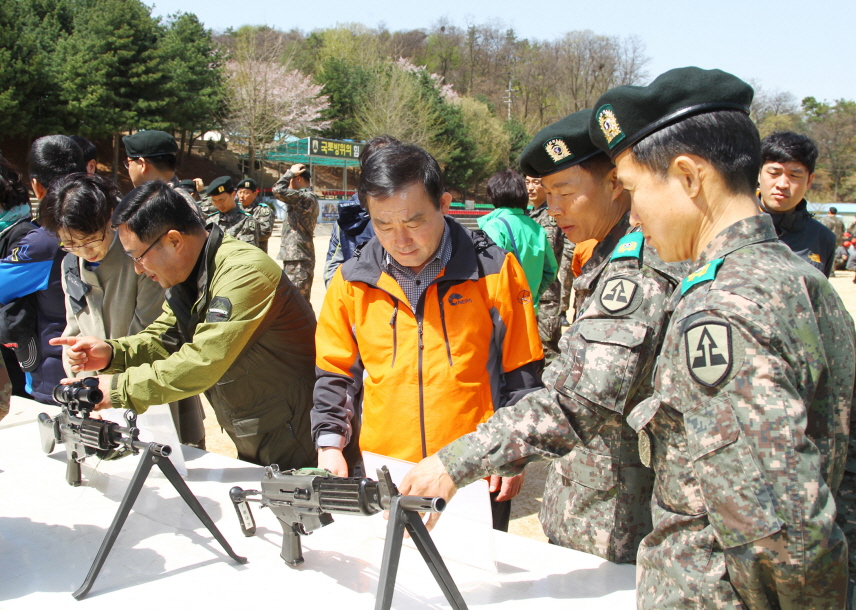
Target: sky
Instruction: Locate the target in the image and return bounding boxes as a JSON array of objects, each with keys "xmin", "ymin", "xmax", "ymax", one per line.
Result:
[{"xmin": 146, "ymin": 0, "xmax": 856, "ymax": 104}]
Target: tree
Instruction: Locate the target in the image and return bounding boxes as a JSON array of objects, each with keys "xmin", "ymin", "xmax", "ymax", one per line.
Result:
[
  {"xmin": 225, "ymin": 29, "xmax": 330, "ymax": 182},
  {"xmin": 453, "ymin": 96, "xmax": 510, "ymax": 194},
  {"xmin": 750, "ymin": 81, "xmax": 801, "ymax": 138},
  {"xmin": 159, "ymin": 12, "xmax": 227, "ymax": 163},
  {"xmin": 803, "ymin": 97, "xmax": 856, "ymax": 202}
]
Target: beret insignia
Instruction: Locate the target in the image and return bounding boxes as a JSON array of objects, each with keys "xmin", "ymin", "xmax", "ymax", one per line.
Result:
[
  {"xmin": 544, "ymin": 138, "xmax": 573, "ymax": 164},
  {"xmin": 217, "ymin": 186, "xmax": 225, "ymax": 193},
  {"xmin": 597, "ymin": 105, "xmax": 625, "ymax": 148}
]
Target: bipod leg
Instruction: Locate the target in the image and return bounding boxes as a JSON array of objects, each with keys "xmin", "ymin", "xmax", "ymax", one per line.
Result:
[
  {"xmin": 376, "ymin": 496, "xmax": 408, "ymax": 610},
  {"xmin": 155, "ymin": 449, "xmax": 247, "ymax": 565},
  {"xmin": 72, "ymin": 444, "xmax": 157, "ymax": 599},
  {"xmin": 403, "ymin": 509, "xmax": 468, "ymax": 610}
]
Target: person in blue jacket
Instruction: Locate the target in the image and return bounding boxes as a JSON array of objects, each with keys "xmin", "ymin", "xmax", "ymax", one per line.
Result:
[{"xmin": 0, "ymin": 136, "xmax": 84, "ymax": 403}]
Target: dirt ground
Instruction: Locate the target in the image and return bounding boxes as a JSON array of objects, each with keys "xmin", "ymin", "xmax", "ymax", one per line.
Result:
[{"xmin": 200, "ymin": 220, "xmax": 856, "ymax": 543}]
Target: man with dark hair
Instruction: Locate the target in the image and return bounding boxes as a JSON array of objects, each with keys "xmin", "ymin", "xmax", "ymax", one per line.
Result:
[
  {"xmin": 312, "ymin": 142, "xmax": 544, "ymax": 531},
  {"xmin": 69, "ymin": 135, "xmax": 97, "ymax": 175},
  {"xmin": 401, "ymin": 67, "xmax": 856, "ymax": 608},
  {"xmin": 51, "ymin": 181, "xmax": 317, "ymax": 469},
  {"xmin": 236, "ymin": 177, "xmax": 273, "ymax": 253},
  {"xmin": 0, "ymin": 136, "xmax": 84, "ymax": 403},
  {"xmin": 273, "ymin": 163, "xmax": 318, "ymax": 304},
  {"xmin": 201, "ymin": 176, "xmax": 260, "ymax": 247},
  {"xmin": 759, "ymin": 131, "xmax": 835, "ymax": 276},
  {"xmin": 820, "ymin": 206, "xmax": 846, "ymax": 247}
]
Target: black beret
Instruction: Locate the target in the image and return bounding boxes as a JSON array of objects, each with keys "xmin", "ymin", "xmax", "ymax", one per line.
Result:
[
  {"xmin": 237, "ymin": 178, "xmax": 258, "ymax": 190},
  {"xmin": 589, "ymin": 67, "xmax": 754, "ymax": 158},
  {"xmin": 519, "ymin": 109, "xmax": 604, "ymax": 178},
  {"xmin": 122, "ymin": 130, "xmax": 178, "ymax": 158},
  {"xmin": 203, "ymin": 176, "xmax": 234, "ymax": 197},
  {"xmin": 178, "ymin": 179, "xmax": 196, "ymax": 189}
]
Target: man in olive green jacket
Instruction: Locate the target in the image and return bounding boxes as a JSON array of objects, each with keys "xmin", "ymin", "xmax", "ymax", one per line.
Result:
[{"xmin": 52, "ymin": 181, "xmax": 316, "ymax": 469}]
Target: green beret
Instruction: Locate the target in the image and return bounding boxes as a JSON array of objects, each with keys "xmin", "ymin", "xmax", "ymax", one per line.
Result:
[
  {"xmin": 519, "ymin": 110, "xmax": 604, "ymax": 178},
  {"xmin": 589, "ymin": 66, "xmax": 754, "ymax": 158},
  {"xmin": 203, "ymin": 176, "xmax": 234, "ymax": 197},
  {"xmin": 122, "ymin": 130, "xmax": 178, "ymax": 158},
  {"xmin": 178, "ymin": 179, "xmax": 196, "ymax": 189},
  {"xmin": 237, "ymin": 178, "xmax": 258, "ymax": 190}
]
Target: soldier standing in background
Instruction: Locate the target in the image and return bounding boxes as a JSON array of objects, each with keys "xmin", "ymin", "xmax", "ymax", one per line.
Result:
[
  {"xmin": 236, "ymin": 178, "xmax": 273, "ymax": 253},
  {"xmin": 273, "ymin": 163, "xmax": 318, "ymax": 304},
  {"xmin": 820, "ymin": 206, "xmax": 846, "ymax": 247},
  {"xmin": 202, "ymin": 176, "xmax": 260, "ymax": 247},
  {"xmin": 526, "ymin": 174, "xmax": 564, "ymax": 363}
]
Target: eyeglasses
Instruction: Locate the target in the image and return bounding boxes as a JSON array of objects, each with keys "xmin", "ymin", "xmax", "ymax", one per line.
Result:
[
  {"xmin": 123, "ymin": 158, "xmax": 140, "ymax": 170},
  {"xmin": 126, "ymin": 232, "xmax": 167, "ymax": 264},
  {"xmin": 59, "ymin": 229, "xmax": 108, "ymax": 253}
]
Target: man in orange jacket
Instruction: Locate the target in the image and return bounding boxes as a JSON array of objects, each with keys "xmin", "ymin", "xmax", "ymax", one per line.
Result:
[{"xmin": 312, "ymin": 142, "xmax": 545, "ymax": 530}]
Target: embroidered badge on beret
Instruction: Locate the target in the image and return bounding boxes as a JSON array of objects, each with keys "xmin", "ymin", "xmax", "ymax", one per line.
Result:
[
  {"xmin": 240, "ymin": 181, "xmax": 252, "ymax": 189},
  {"xmin": 684, "ymin": 321, "xmax": 732, "ymax": 387},
  {"xmin": 600, "ymin": 278, "xmax": 637, "ymax": 313},
  {"xmin": 544, "ymin": 138, "xmax": 573, "ymax": 164},
  {"xmin": 206, "ymin": 296, "xmax": 232, "ymax": 323},
  {"xmin": 596, "ymin": 105, "xmax": 625, "ymax": 148},
  {"xmin": 217, "ymin": 186, "xmax": 225, "ymax": 193}
]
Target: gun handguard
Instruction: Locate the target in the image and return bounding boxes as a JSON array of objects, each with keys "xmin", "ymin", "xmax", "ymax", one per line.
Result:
[{"xmin": 230, "ymin": 465, "xmax": 445, "ymax": 566}]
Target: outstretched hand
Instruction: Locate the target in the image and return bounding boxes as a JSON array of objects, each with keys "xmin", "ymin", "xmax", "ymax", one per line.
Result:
[
  {"xmin": 49, "ymin": 336, "xmax": 112, "ymax": 373},
  {"xmin": 399, "ymin": 454, "xmax": 458, "ymax": 531}
]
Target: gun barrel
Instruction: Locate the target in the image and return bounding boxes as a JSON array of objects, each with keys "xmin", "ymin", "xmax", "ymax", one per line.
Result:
[{"xmin": 398, "ymin": 495, "xmax": 446, "ymax": 514}]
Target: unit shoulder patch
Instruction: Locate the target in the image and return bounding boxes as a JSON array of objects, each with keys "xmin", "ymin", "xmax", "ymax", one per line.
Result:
[
  {"xmin": 206, "ymin": 296, "xmax": 232, "ymax": 323},
  {"xmin": 599, "ymin": 277, "xmax": 638, "ymax": 313},
  {"xmin": 611, "ymin": 233, "xmax": 644, "ymax": 260},
  {"xmin": 684, "ymin": 321, "xmax": 732, "ymax": 387}
]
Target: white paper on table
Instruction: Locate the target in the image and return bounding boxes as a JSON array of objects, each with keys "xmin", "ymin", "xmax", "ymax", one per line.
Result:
[
  {"xmin": 362, "ymin": 451, "xmax": 497, "ymax": 573},
  {"xmin": 100, "ymin": 404, "xmax": 187, "ymax": 476}
]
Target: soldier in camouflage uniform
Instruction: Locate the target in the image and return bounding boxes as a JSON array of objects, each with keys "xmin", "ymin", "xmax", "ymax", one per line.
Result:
[
  {"xmin": 401, "ymin": 67, "xmax": 856, "ymax": 609},
  {"xmin": 526, "ymin": 174, "xmax": 564, "ymax": 363},
  {"xmin": 236, "ymin": 178, "xmax": 274, "ymax": 253},
  {"xmin": 273, "ymin": 163, "xmax": 318, "ymax": 304},
  {"xmin": 518, "ymin": 111, "xmax": 686, "ymax": 563},
  {"xmin": 202, "ymin": 176, "xmax": 260, "ymax": 247}
]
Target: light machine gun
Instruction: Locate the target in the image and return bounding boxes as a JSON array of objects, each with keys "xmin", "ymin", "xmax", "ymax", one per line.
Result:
[
  {"xmin": 230, "ymin": 466, "xmax": 467, "ymax": 610},
  {"xmin": 38, "ymin": 378, "xmax": 247, "ymax": 599}
]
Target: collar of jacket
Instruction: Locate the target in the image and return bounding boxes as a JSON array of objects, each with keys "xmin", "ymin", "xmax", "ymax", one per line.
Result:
[
  {"xmin": 573, "ymin": 212, "xmax": 633, "ymax": 293},
  {"xmin": 166, "ymin": 223, "xmax": 224, "ymax": 326},
  {"xmin": 763, "ymin": 198, "xmax": 810, "ymax": 235},
  {"xmin": 693, "ymin": 213, "xmax": 778, "ymax": 268},
  {"xmin": 344, "ymin": 217, "xmax": 484, "ymax": 287}
]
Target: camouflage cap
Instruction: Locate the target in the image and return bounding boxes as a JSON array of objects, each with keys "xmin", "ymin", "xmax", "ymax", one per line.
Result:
[
  {"xmin": 589, "ymin": 67, "xmax": 754, "ymax": 158},
  {"xmin": 237, "ymin": 177, "xmax": 258, "ymax": 191},
  {"xmin": 519, "ymin": 109, "xmax": 604, "ymax": 178},
  {"xmin": 203, "ymin": 176, "xmax": 234, "ymax": 196},
  {"xmin": 122, "ymin": 130, "xmax": 178, "ymax": 158}
]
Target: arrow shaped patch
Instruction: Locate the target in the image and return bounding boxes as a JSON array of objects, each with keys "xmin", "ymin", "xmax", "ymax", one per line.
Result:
[
  {"xmin": 684, "ymin": 321, "xmax": 732, "ymax": 387},
  {"xmin": 599, "ymin": 277, "xmax": 638, "ymax": 313}
]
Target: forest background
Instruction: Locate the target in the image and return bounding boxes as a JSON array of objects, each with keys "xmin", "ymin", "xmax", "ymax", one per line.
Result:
[{"xmin": 2, "ymin": 0, "xmax": 855, "ymax": 202}]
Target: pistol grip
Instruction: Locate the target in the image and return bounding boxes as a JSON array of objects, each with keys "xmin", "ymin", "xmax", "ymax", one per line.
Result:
[
  {"xmin": 281, "ymin": 523, "xmax": 304, "ymax": 566},
  {"xmin": 66, "ymin": 453, "xmax": 81, "ymax": 487}
]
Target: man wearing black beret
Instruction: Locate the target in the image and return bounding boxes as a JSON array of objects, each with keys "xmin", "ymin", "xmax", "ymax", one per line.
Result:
[
  {"xmin": 400, "ymin": 67, "xmax": 855, "ymax": 609},
  {"xmin": 202, "ymin": 176, "xmax": 260, "ymax": 248},
  {"xmin": 236, "ymin": 178, "xmax": 273, "ymax": 253},
  {"xmin": 514, "ymin": 110, "xmax": 686, "ymax": 565},
  {"xmin": 122, "ymin": 130, "xmax": 201, "ymax": 214}
]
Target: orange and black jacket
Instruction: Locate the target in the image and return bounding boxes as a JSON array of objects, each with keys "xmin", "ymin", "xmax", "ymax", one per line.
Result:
[{"xmin": 312, "ymin": 217, "xmax": 545, "ymax": 464}]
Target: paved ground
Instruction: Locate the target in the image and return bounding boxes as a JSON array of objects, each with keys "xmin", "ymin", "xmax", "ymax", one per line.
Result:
[{"xmin": 200, "ymin": 220, "xmax": 856, "ymax": 543}]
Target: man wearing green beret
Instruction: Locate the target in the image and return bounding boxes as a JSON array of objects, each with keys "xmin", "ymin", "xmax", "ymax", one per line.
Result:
[
  {"xmin": 202, "ymin": 176, "xmax": 260, "ymax": 248},
  {"xmin": 400, "ymin": 67, "xmax": 855, "ymax": 609},
  {"xmin": 236, "ymin": 178, "xmax": 273, "ymax": 253},
  {"xmin": 273, "ymin": 164, "xmax": 318, "ymax": 305},
  {"xmin": 122, "ymin": 130, "xmax": 202, "ymax": 215}
]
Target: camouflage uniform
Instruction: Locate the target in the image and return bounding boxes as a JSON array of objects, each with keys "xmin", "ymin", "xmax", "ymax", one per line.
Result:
[
  {"xmin": 539, "ymin": 214, "xmax": 685, "ymax": 564},
  {"xmin": 273, "ymin": 170, "xmax": 318, "ymax": 303},
  {"xmin": 206, "ymin": 207, "xmax": 260, "ymax": 247},
  {"xmin": 529, "ymin": 202, "xmax": 564, "ymax": 363},
  {"xmin": 241, "ymin": 201, "xmax": 274, "ymax": 253},
  {"xmin": 559, "ymin": 237, "xmax": 575, "ymax": 318},
  {"xmin": 197, "ymin": 196, "xmax": 217, "ymax": 217},
  {"xmin": 439, "ymin": 214, "xmax": 855, "ymax": 609}
]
